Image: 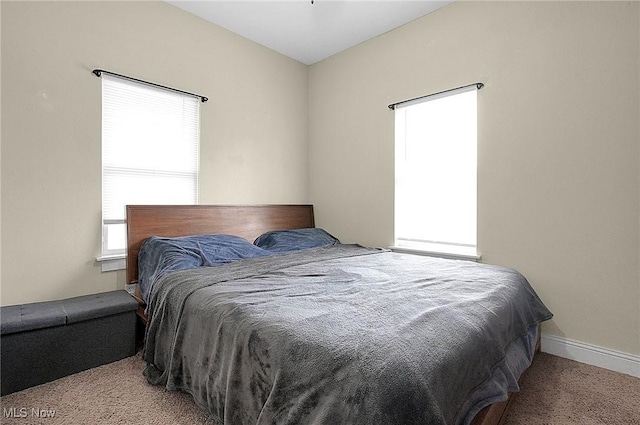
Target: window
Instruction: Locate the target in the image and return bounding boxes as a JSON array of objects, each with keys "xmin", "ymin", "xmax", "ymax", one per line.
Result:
[
  {"xmin": 100, "ymin": 74, "xmax": 200, "ymax": 265},
  {"xmin": 393, "ymin": 85, "xmax": 478, "ymax": 259}
]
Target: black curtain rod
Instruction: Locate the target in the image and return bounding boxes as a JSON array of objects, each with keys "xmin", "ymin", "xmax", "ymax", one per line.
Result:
[
  {"xmin": 92, "ymin": 69, "xmax": 208, "ymax": 103},
  {"xmin": 388, "ymin": 82, "xmax": 483, "ymax": 110}
]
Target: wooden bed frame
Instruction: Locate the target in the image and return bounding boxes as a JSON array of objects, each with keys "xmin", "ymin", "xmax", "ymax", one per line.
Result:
[
  {"xmin": 126, "ymin": 204, "xmax": 315, "ymax": 286},
  {"xmin": 126, "ymin": 204, "xmax": 315, "ymax": 323},
  {"xmin": 125, "ymin": 204, "xmax": 534, "ymax": 425}
]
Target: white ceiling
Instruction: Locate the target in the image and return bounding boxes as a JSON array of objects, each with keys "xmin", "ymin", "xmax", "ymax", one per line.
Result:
[{"xmin": 166, "ymin": 0, "xmax": 452, "ymax": 65}]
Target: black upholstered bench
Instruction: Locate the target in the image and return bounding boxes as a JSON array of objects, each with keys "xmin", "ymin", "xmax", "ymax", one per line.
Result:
[{"xmin": 0, "ymin": 290, "xmax": 138, "ymax": 396}]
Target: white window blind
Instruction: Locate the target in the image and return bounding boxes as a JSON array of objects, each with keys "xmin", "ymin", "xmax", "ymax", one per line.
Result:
[
  {"xmin": 101, "ymin": 74, "xmax": 199, "ymax": 256},
  {"xmin": 394, "ymin": 85, "xmax": 478, "ymax": 258}
]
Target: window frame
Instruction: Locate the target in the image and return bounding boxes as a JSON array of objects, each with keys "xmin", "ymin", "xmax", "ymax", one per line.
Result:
[
  {"xmin": 391, "ymin": 85, "xmax": 480, "ymax": 261},
  {"xmin": 96, "ymin": 73, "xmax": 200, "ymax": 270}
]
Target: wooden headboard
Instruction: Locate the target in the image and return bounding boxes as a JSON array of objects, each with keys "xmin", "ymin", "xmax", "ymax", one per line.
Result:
[{"xmin": 126, "ymin": 204, "xmax": 315, "ymax": 285}]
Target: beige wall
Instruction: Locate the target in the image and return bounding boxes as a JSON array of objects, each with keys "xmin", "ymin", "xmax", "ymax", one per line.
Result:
[
  {"xmin": 1, "ymin": 1, "xmax": 308, "ymax": 305},
  {"xmin": 309, "ymin": 1, "xmax": 640, "ymax": 355}
]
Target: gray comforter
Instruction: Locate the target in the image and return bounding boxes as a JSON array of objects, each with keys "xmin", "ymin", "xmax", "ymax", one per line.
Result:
[{"xmin": 143, "ymin": 245, "xmax": 552, "ymax": 425}]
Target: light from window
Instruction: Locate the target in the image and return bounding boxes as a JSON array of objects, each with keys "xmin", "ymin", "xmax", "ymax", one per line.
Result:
[
  {"xmin": 394, "ymin": 86, "xmax": 477, "ymax": 257},
  {"xmin": 101, "ymin": 74, "xmax": 199, "ymax": 256}
]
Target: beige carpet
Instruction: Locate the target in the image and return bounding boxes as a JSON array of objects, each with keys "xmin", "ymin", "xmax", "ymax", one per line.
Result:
[
  {"xmin": 503, "ymin": 353, "xmax": 639, "ymax": 425},
  {"xmin": 1, "ymin": 352, "xmax": 638, "ymax": 424}
]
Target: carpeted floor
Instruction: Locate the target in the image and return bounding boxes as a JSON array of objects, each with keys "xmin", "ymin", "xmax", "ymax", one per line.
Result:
[
  {"xmin": 503, "ymin": 353, "xmax": 639, "ymax": 425},
  {"xmin": 1, "ymin": 352, "xmax": 638, "ymax": 424}
]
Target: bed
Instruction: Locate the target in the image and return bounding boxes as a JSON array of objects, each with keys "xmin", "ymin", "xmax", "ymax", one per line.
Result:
[{"xmin": 127, "ymin": 204, "xmax": 552, "ymax": 425}]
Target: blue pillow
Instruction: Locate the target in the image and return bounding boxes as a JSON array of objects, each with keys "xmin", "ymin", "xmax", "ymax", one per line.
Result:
[
  {"xmin": 138, "ymin": 234, "xmax": 271, "ymax": 303},
  {"xmin": 253, "ymin": 228, "xmax": 340, "ymax": 253}
]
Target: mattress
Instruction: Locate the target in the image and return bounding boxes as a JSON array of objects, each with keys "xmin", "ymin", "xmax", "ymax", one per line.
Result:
[{"xmin": 143, "ymin": 244, "xmax": 552, "ymax": 425}]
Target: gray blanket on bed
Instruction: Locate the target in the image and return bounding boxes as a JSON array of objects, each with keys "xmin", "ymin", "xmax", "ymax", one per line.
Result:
[{"xmin": 143, "ymin": 245, "xmax": 552, "ymax": 425}]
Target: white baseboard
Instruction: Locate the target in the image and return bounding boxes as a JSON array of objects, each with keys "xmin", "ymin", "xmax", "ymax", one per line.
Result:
[{"xmin": 541, "ymin": 333, "xmax": 640, "ymax": 378}]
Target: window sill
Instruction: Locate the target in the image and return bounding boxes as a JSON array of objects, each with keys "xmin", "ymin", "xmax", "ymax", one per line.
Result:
[
  {"xmin": 96, "ymin": 254, "xmax": 126, "ymax": 272},
  {"xmin": 390, "ymin": 243, "xmax": 481, "ymax": 262}
]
